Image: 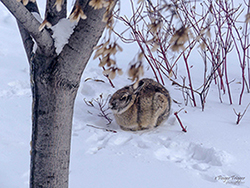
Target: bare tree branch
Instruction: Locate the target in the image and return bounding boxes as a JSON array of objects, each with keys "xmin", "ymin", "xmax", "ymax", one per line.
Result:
[
  {"xmin": 17, "ymin": 21, "xmax": 34, "ymax": 62},
  {"xmin": 1, "ymin": 0, "xmax": 55, "ymax": 56},
  {"xmin": 58, "ymin": 4, "xmax": 107, "ymax": 81},
  {"xmin": 16, "ymin": 2, "xmax": 40, "ymax": 62}
]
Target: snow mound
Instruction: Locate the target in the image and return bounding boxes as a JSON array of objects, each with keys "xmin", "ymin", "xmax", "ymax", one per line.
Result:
[{"xmin": 154, "ymin": 141, "xmax": 233, "ymax": 169}]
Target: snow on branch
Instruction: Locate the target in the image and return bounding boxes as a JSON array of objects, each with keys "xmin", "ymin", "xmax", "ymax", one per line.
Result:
[{"xmin": 51, "ymin": 18, "xmax": 78, "ymax": 55}]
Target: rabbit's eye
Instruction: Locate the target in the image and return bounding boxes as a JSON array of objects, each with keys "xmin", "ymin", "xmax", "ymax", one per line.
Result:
[
  {"xmin": 120, "ymin": 94, "xmax": 128, "ymax": 101},
  {"xmin": 120, "ymin": 97, "xmax": 126, "ymax": 101}
]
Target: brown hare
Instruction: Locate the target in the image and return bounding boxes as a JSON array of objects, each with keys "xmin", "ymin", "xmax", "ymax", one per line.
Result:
[{"xmin": 109, "ymin": 78, "xmax": 171, "ymax": 131}]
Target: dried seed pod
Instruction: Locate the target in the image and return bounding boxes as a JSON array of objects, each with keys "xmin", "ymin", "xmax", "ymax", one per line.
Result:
[
  {"xmin": 69, "ymin": 5, "xmax": 87, "ymax": 22},
  {"xmin": 138, "ymin": 52, "xmax": 144, "ymax": 61},
  {"xmin": 147, "ymin": 20, "xmax": 162, "ymax": 34},
  {"xmin": 54, "ymin": 0, "xmax": 64, "ymax": 12},
  {"xmin": 93, "ymin": 41, "xmax": 109, "ymax": 50},
  {"xmin": 99, "ymin": 55, "xmax": 116, "ymax": 67},
  {"xmin": 170, "ymin": 43, "xmax": 185, "ymax": 52},
  {"xmin": 102, "ymin": 68, "xmax": 117, "ymax": 80},
  {"xmin": 22, "ymin": 0, "xmax": 29, "ymax": 5},
  {"xmin": 109, "ymin": 69, "xmax": 116, "ymax": 80},
  {"xmin": 199, "ymin": 41, "xmax": 207, "ymax": 51},
  {"xmin": 21, "ymin": 0, "xmax": 36, "ymax": 5},
  {"xmin": 93, "ymin": 42, "xmax": 121, "ymax": 61},
  {"xmin": 39, "ymin": 19, "xmax": 52, "ymax": 31},
  {"xmin": 169, "ymin": 26, "xmax": 190, "ymax": 52},
  {"xmin": 102, "ymin": 10, "xmax": 112, "ymax": 23},
  {"xmin": 18, "ymin": 0, "xmax": 36, "ymax": 6},
  {"xmin": 117, "ymin": 68, "xmax": 123, "ymax": 75},
  {"xmin": 246, "ymin": 13, "xmax": 250, "ymax": 23},
  {"xmin": 116, "ymin": 43, "xmax": 123, "ymax": 52},
  {"xmin": 99, "ymin": 55, "xmax": 109, "ymax": 67},
  {"xmin": 170, "ymin": 26, "xmax": 189, "ymax": 45},
  {"xmin": 93, "ymin": 48, "xmax": 105, "ymax": 59},
  {"xmin": 151, "ymin": 42, "xmax": 160, "ymax": 52},
  {"xmin": 169, "ymin": 70, "xmax": 173, "ymax": 78},
  {"xmin": 205, "ymin": 27, "xmax": 211, "ymax": 38},
  {"xmin": 89, "ymin": 0, "xmax": 104, "ymax": 10},
  {"xmin": 102, "ymin": 68, "xmax": 111, "ymax": 76},
  {"xmin": 128, "ymin": 62, "xmax": 144, "ymax": 82},
  {"xmin": 108, "ymin": 58, "xmax": 116, "ymax": 66},
  {"xmin": 137, "ymin": 0, "xmax": 144, "ymax": 3},
  {"xmin": 93, "ymin": 41, "xmax": 110, "ymax": 59}
]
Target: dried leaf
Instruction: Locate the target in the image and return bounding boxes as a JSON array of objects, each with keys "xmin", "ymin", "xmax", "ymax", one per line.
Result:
[
  {"xmin": 38, "ymin": 19, "xmax": 52, "ymax": 31},
  {"xmin": 89, "ymin": 0, "xmax": 105, "ymax": 10},
  {"xmin": 23, "ymin": 0, "xmax": 29, "ymax": 5},
  {"xmin": 108, "ymin": 70, "xmax": 116, "ymax": 80},
  {"xmin": 246, "ymin": 13, "xmax": 250, "ymax": 23},
  {"xmin": 102, "ymin": 69, "xmax": 111, "ymax": 76},
  {"xmin": 54, "ymin": 0, "xmax": 63, "ymax": 12},
  {"xmin": 84, "ymin": 78, "xmax": 92, "ymax": 82},
  {"xmin": 69, "ymin": 5, "xmax": 87, "ymax": 22},
  {"xmin": 99, "ymin": 55, "xmax": 109, "ymax": 67},
  {"xmin": 94, "ymin": 79, "xmax": 105, "ymax": 83},
  {"xmin": 84, "ymin": 98, "xmax": 94, "ymax": 107},
  {"xmin": 117, "ymin": 68, "xmax": 123, "ymax": 75}
]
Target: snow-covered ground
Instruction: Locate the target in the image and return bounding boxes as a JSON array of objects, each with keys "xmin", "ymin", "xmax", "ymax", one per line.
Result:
[{"xmin": 1, "ymin": 2, "xmax": 250, "ymax": 188}]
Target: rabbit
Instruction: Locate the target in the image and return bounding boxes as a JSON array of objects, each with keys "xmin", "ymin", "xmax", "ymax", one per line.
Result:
[{"xmin": 109, "ymin": 78, "xmax": 171, "ymax": 131}]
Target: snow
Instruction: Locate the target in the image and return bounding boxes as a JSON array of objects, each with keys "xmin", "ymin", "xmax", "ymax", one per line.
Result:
[
  {"xmin": 0, "ymin": 1, "xmax": 250, "ymax": 188},
  {"xmin": 51, "ymin": 18, "xmax": 77, "ymax": 55},
  {"xmin": 31, "ymin": 12, "xmax": 43, "ymax": 23},
  {"xmin": 31, "ymin": 11, "xmax": 77, "ymax": 55}
]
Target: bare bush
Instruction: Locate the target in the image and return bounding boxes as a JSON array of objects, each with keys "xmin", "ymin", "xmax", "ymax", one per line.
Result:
[{"xmin": 94, "ymin": 0, "xmax": 250, "ymax": 110}]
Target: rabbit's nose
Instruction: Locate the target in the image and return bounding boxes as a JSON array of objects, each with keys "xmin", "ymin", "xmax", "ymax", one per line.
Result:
[
  {"xmin": 109, "ymin": 101, "xmax": 116, "ymax": 109},
  {"xmin": 111, "ymin": 102, "xmax": 116, "ymax": 108}
]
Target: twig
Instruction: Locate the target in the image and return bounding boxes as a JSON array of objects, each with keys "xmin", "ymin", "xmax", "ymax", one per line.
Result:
[
  {"xmin": 102, "ymin": 66, "xmax": 115, "ymax": 88},
  {"xmin": 174, "ymin": 108, "xmax": 187, "ymax": 132},
  {"xmin": 86, "ymin": 124, "xmax": 117, "ymax": 133},
  {"xmin": 183, "ymin": 53, "xmax": 197, "ymax": 107},
  {"xmin": 233, "ymin": 103, "xmax": 250, "ymax": 125},
  {"xmin": 113, "ymin": 0, "xmax": 250, "ymax": 110},
  {"xmin": 84, "ymin": 94, "xmax": 113, "ymax": 125}
]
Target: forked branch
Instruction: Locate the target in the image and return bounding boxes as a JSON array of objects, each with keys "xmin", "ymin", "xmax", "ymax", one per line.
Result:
[
  {"xmin": 233, "ymin": 103, "xmax": 250, "ymax": 125},
  {"xmin": 1, "ymin": 0, "xmax": 55, "ymax": 56}
]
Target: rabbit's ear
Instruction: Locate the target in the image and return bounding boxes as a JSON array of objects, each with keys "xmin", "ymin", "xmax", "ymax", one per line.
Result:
[
  {"xmin": 128, "ymin": 85, "xmax": 134, "ymax": 94},
  {"xmin": 133, "ymin": 79, "xmax": 145, "ymax": 93}
]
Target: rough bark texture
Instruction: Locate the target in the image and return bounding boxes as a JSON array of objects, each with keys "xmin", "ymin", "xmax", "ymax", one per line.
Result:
[
  {"xmin": 30, "ymin": 54, "xmax": 78, "ymax": 187},
  {"xmin": 29, "ymin": 8, "xmax": 106, "ymax": 188},
  {"xmin": 1, "ymin": 0, "xmax": 108, "ymax": 187}
]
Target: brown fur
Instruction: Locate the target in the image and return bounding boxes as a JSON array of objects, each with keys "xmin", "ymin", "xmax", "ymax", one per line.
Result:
[{"xmin": 109, "ymin": 78, "xmax": 171, "ymax": 131}]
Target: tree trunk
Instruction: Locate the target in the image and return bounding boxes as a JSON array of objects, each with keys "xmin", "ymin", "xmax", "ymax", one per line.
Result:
[
  {"xmin": 29, "ymin": 5, "xmax": 107, "ymax": 186},
  {"xmin": 30, "ymin": 54, "xmax": 78, "ymax": 187}
]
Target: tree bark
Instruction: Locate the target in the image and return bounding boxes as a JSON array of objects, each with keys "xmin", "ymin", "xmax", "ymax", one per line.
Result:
[
  {"xmin": 30, "ymin": 54, "xmax": 77, "ymax": 188},
  {"xmin": 16, "ymin": 2, "xmax": 39, "ymax": 61},
  {"xmin": 29, "ymin": 7, "xmax": 106, "ymax": 186}
]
